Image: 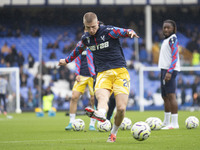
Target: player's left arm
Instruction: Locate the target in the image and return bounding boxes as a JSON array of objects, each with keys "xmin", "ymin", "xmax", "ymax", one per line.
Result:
[
  {"xmin": 165, "ymin": 37, "xmax": 179, "ymax": 81},
  {"xmin": 58, "ymin": 41, "xmax": 86, "ymax": 66},
  {"xmin": 108, "ymin": 27, "xmax": 139, "ymax": 39}
]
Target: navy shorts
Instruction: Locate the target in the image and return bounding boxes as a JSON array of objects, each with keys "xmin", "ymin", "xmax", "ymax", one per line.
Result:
[{"xmin": 161, "ymin": 69, "xmax": 178, "ymax": 97}]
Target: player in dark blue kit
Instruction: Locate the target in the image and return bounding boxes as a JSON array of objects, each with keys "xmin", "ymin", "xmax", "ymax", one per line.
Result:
[{"xmin": 58, "ymin": 12, "xmax": 139, "ymax": 142}]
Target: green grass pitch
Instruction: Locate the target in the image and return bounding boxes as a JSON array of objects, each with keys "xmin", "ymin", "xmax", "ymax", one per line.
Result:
[{"xmin": 0, "ymin": 111, "xmax": 200, "ymax": 150}]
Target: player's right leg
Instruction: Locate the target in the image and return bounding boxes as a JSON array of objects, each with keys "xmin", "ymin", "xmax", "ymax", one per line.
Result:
[
  {"xmin": 162, "ymin": 96, "xmax": 171, "ymax": 127},
  {"xmin": 85, "ymin": 89, "xmax": 110, "ymax": 122},
  {"xmin": 65, "ymin": 91, "xmax": 82, "ymax": 130},
  {"xmin": 162, "ymin": 93, "xmax": 179, "ymax": 129},
  {"xmin": 85, "ymin": 70, "xmax": 113, "ymax": 122},
  {"xmin": 107, "ymin": 93, "xmax": 128, "ymax": 142}
]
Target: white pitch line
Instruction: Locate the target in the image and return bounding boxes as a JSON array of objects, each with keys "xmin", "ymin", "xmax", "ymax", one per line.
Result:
[
  {"xmin": 0, "ymin": 134, "xmax": 186, "ymax": 144},
  {"xmin": 0, "ymin": 137, "xmax": 132, "ymax": 144}
]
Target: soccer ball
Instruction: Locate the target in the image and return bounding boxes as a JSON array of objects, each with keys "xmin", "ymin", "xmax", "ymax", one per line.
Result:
[
  {"xmin": 145, "ymin": 117, "xmax": 162, "ymax": 130},
  {"xmin": 120, "ymin": 117, "xmax": 132, "ymax": 130},
  {"xmin": 131, "ymin": 121, "xmax": 151, "ymax": 141},
  {"xmin": 145, "ymin": 117, "xmax": 155, "ymax": 126},
  {"xmin": 72, "ymin": 119, "xmax": 85, "ymax": 131},
  {"xmin": 97, "ymin": 120, "xmax": 112, "ymax": 132},
  {"xmin": 185, "ymin": 116, "xmax": 199, "ymax": 129}
]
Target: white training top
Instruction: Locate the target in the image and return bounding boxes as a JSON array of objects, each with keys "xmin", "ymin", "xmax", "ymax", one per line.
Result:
[{"xmin": 158, "ymin": 34, "xmax": 180, "ymax": 72}]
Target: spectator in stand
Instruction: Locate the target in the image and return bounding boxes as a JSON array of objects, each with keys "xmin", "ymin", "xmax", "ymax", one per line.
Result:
[
  {"xmin": 15, "ymin": 29, "xmax": 21, "ymax": 38},
  {"xmin": 186, "ymin": 36, "xmax": 199, "ymax": 53},
  {"xmin": 34, "ymin": 73, "xmax": 44, "ymax": 88},
  {"xmin": 49, "ymin": 52, "xmax": 57, "ymax": 60},
  {"xmin": 52, "ymin": 41, "xmax": 59, "ymax": 49},
  {"xmin": 17, "ymin": 51, "xmax": 25, "ymax": 67},
  {"xmin": 192, "ymin": 50, "xmax": 200, "ymax": 66},
  {"xmin": 28, "ymin": 53, "xmax": 35, "ymax": 68},
  {"xmin": 38, "ymin": 61, "xmax": 49, "ymax": 75},
  {"xmin": 20, "ymin": 73, "xmax": 28, "ymax": 87},
  {"xmin": 0, "ymin": 58, "xmax": 6, "ymax": 67},
  {"xmin": 57, "ymin": 31, "xmax": 70, "ymax": 42},
  {"xmin": 58, "ymin": 66, "xmax": 71, "ymax": 81},
  {"xmin": 32, "ymin": 28, "xmax": 41, "ymax": 37},
  {"xmin": 51, "ymin": 66, "xmax": 59, "ymax": 81},
  {"xmin": 0, "ymin": 26, "xmax": 7, "ymax": 37},
  {"xmin": 1, "ymin": 42, "xmax": 11, "ymax": 56},
  {"xmin": 5, "ymin": 49, "xmax": 15, "ymax": 66},
  {"xmin": 46, "ymin": 42, "xmax": 53, "ymax": 49},
  {"xmin": 10, "ymin": 44, "xmax": 18, "ymax": 61},
  {"xmin": 63, "ymin": 42, "xmax": 76, "ymax": 54},
  {"xmin": 7, "ymin": 29, "xmax": 13, "ymax": 37}
]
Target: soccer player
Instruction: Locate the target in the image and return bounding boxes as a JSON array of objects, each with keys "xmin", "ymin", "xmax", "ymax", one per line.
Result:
[
  {"xmin": 58, "ymin": 12, "xmax": 139, "ymax": 142},
  {"xmin": 158, "ymin": 20, "xmax": 180, "ymax": 129},
  {"xmin": 65, "ymin": 48, "xmax": 97, "ymax": 131}
]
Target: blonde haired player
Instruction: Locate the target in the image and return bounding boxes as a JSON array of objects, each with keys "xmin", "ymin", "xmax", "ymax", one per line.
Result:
[{"xmin": 59, "ymin": 12, "xmax": 139, "ymax": 142}]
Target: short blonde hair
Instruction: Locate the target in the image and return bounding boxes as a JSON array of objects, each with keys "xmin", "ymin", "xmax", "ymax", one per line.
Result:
[{"xmin": 83, "ymin": 12, "xmax": 98, "ymax": 23}]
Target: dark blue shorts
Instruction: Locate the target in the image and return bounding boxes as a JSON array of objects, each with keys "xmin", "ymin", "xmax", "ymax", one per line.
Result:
[{"xmin": 161, "ymin": 69, "xmax": 178, "ymax": 97}]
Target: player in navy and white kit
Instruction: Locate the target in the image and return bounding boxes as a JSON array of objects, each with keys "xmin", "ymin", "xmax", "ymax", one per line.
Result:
[
  {"xmin": 58, "ymin": 12, "xmax": 139, "ymax": 142},
  {"xmin": 158, "ymin": 20, "xmax": 180, "ymax": 129}
]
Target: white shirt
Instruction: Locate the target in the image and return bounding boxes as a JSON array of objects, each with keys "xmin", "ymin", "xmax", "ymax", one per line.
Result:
[{"xmin": 158, "ymin": 34, "xmax": 180, "ymax": 72}]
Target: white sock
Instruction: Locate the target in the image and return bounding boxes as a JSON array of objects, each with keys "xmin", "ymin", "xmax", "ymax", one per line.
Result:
[
  {"xmin": 171, "ymin": 114, "xmax": 178, "ymax": 126},
  {"xmin": 89, "ymin": 118, "xmax": 96, "ymax": 127},
  {"xmin": 111, "ymin": 123, "xmax": 119, "ymax": 136},
  {"xmin": 98, "ymin": 108, "xmax": 107, "ymax": 116},
  {"xmin": 69, "ymin": 114, "xmax": 76, "ymax": 123},
  {"xmin": 163, "ymin": 112, "xmax": 171, "ymax": 126}
]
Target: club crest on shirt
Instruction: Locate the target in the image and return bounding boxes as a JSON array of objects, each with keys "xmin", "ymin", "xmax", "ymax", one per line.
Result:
[{"xmin": 82, "ymin": 50, "xmax": 87, "ymax": 55}]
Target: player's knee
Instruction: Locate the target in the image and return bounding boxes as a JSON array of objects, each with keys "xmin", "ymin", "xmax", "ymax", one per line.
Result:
[
  {"xmin": 71, "ymin": 94, "xmax": 80, "ymax": 102},
  {"xmin": 117, "ymin": 107, "xmax": 126, "ymax": 115}
]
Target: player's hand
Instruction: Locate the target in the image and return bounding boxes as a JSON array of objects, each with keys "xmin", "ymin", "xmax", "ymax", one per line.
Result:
[
  {"xmin": 58, "ymin": 59, "xmax": 67, "ymax": 66},
  {"xmin": 128, "ymin": 30, "xmax": 139, "ymax": 38},
  {"xmin": 164, "ymin": 72, "xmax": 172, "ymax": 82},
  {"xmin": 76, "ymin": 75, "xmax": 81, "ymax": 82}
]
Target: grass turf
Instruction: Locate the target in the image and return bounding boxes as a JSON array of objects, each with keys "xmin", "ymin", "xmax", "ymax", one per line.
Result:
[{"xmin": 0, "ymin": 111, "xmax": 200, "ymax": 150}]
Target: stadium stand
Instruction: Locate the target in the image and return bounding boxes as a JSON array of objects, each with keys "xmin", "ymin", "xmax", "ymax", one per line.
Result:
[{"xmin": 0, "ymin": 6, "xmax": 200, "ymax": 111}]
